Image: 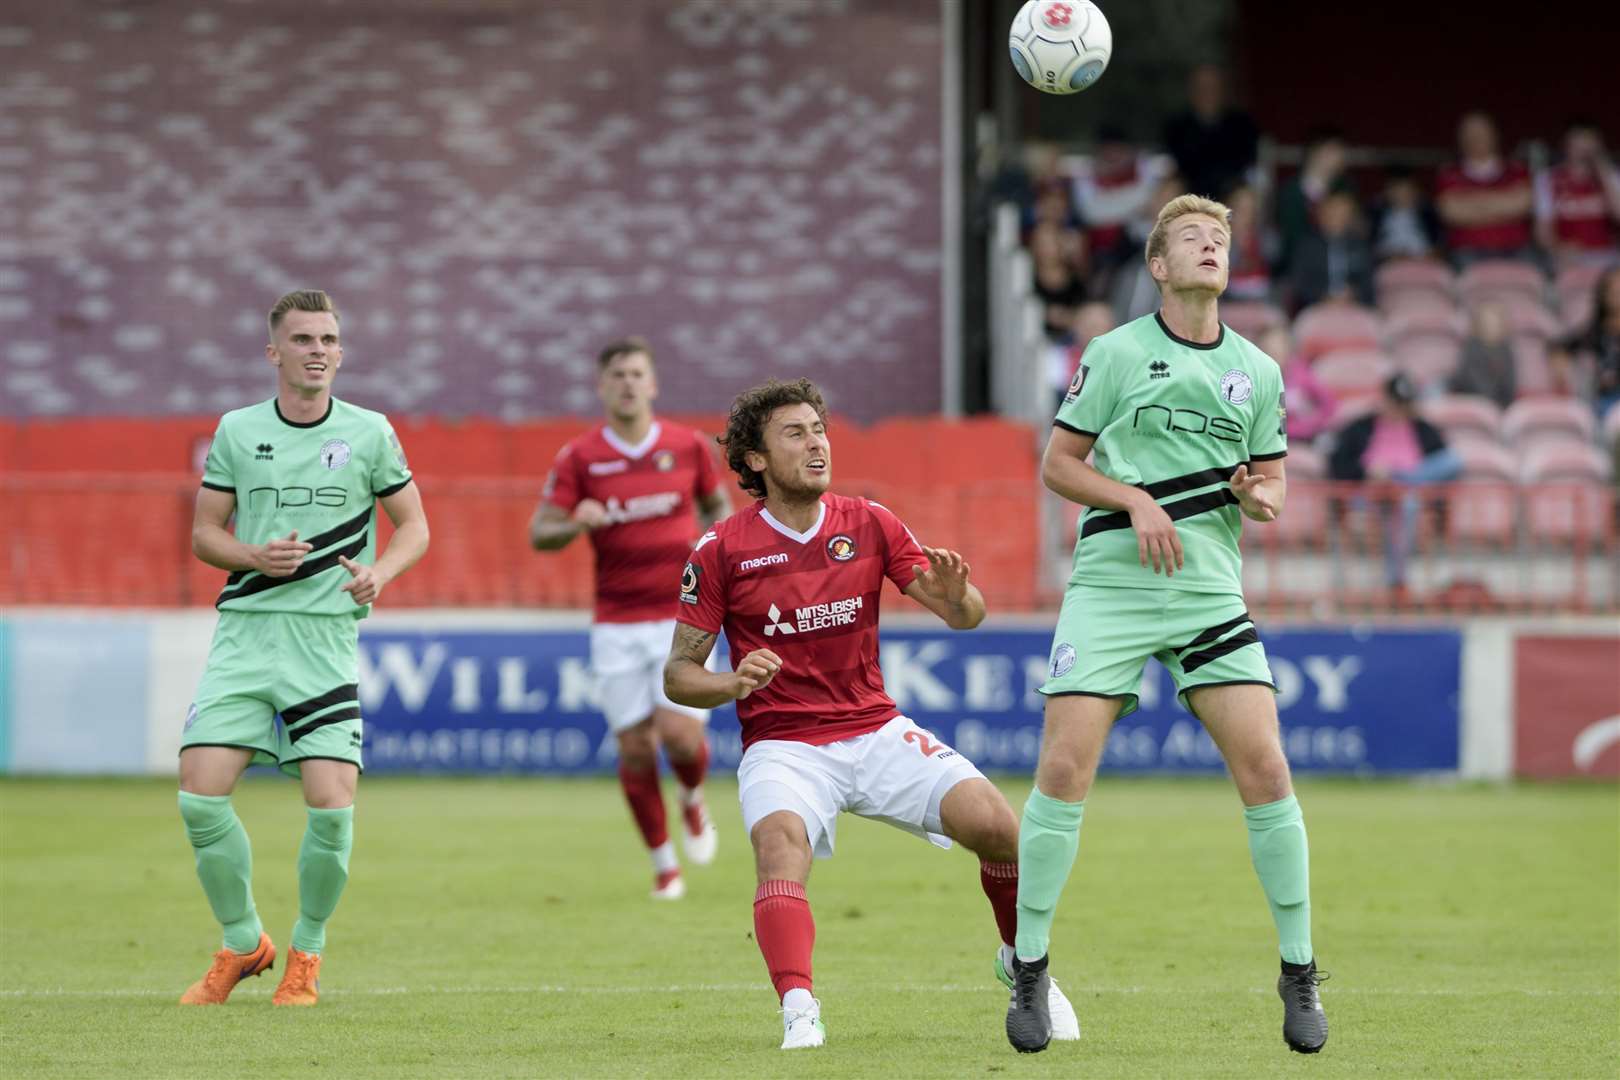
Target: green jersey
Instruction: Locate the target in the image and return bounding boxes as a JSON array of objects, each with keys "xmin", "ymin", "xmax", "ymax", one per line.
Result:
[
  {"xmin": 1054, "ymin": 312, "xmax": 1286, "ymax": 595},
  {"xmin": 201, "ymin": 397, "xmax": 413, "ymax": 616}
]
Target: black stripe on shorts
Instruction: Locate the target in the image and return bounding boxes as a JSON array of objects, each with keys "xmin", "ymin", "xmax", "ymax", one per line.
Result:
[
  {"xmin": 281, "ymin": 683, "xmax": 360, "ymax": 729},
  {"xmin": 286, "ymin": 705, "xmax": 362, "ymax": 744},
  {"xmin": 1179, "ymin": 627, "xmax": 1261, "ymax": 674}
]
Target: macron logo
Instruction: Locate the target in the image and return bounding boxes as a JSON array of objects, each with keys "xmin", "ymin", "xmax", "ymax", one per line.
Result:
[
  {"xmin": 738, "ymin": 553, "xmax": 789, "ymax": 573},
  {"xmin": 763, "ymin": 604, "xmax": 797, "ymax": 636}
]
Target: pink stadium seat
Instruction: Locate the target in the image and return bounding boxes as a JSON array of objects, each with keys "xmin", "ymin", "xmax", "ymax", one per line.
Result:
[
  {"xmin": 1458, "ymin": 259, "xmax": 1547, "ymax": 301},
  {"xmin": 1446, "ymin": 440, "xmax": 1519, "ymax": 546},
  {"xmin": 1382, "ymin": 290, "xmax": 1459, "ymax": 323},
  {"xmin": 1521, "ymin": 441, "xmax": 1613, "ymax": 545},
  {"xmin": 1396, "ymin": 340, "xmax": 1461, "ymax": 390},
  {"xmin": 1491, "ymin": 294, "xmax": 1562, "ymax": 340},
  {"xmin": 1422, "ymin": 394, "xmax": 1503, "ymax": 443},
  {"xmin": 1556, "ymin": 262, "xmax": 1607, "ymax": 302},
  {"xmin": 1502, "ymin": 398, "xmax": 1596, "ymax": 444},
  {"xmin": 1284, "ymin": 443, "xmax": 1326, "ymax": 478},
  {"xmin": 1513, "ymin": 338, "xmax": 1553, "ymax": 396},
  {"xmin": 1294, "ymin": 303, "xmax": 1383, "ymax": 356},
  {"xmin": 1522, "ymin": 440, "xmax": 1610, "ymax": 483},
  {"xmin": 1374, "ymin": 258, "xmax": 1455, "ymax": 299},
  {"xmin": 1312, "ymin": 348, "xmax": 1393, "ymax": 396},
  {"xmin": 1222, "ymin": 300, "xmax": 1287, "ymax": 340},
  {"xmin": 1604, "ymin": 404, "xmax": 1620, "ymax": 448}
]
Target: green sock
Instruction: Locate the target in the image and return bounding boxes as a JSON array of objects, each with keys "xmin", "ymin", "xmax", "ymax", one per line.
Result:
[
  {"xmin": 1244, "ymin": 795, "xmax": 1313, "ymax": 965},
  {"xmin": 1014, "ymin": 787, "xmax": 1085, "ymax": 960},
  {"xmin": 291, "ymin": 806, "xmax": 354, "ymax": 955},
  {"xmin": 177, "ymin": 792, "xmax": 262, "ymax": 954}
]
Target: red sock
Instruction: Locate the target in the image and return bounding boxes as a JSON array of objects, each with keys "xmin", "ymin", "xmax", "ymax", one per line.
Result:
[
  {"xmin": 670, "ymin": 738, "xmax": 710, "ymax": 793},
  {"xmin": 618, "ymin": 763, "xmax": 668, "ymax": 849},
  {"xmin": 753, "ymin": 880, "xmax": 814, "ymax": 998},
  {"xmin": 980, "ymin": 860, "xmax": 1019, "ymax": 949}
]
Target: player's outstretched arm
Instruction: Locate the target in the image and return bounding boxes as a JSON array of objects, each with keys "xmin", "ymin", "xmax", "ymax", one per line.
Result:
[
  {"xmin": 528, "ymin": 499, "xmax": 605, "ymax": 551},
  {"xmin": 337, "ymin": 480, "xmax": 430, "ymax": 607},
  {"xmin": 1042, "ymin": 426, "xmax": 1185, "ymax": 576},
  {"xmin": 664, "ymin": 624, "xmax": 779, "ymax": 708},
  {"xmin": 1230, "ymin": 459, "xmax": 1286, "ymax": 523},
  {"xmin": 902, "ymin": 547, "xmax": 986, "ymax": 630},
  {"xmin": 191, "ymin": 486, "xmax": 312, "ymax": 576}
]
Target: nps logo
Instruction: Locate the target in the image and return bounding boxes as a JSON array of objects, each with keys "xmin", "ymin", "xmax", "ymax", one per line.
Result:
[{"xmin": 826, "ymin": 534, "xmax": 857, "ymax": 562}]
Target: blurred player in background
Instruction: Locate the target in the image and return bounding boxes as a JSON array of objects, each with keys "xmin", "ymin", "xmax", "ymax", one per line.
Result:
[
  {"xmin": 179, "ymin": 289, "xmax": 430, "ymax": 1006},
  {"xmin": 663, "ymin": 378, "xmax": 1079, "ymax": 1050},
  {"xmin": 530, "ymin": 338, "xmax": 730, "ymax": 899},
  {"xmin": 1005, "ymin": 195, "xmax": 1327, "ymax": 1055}
]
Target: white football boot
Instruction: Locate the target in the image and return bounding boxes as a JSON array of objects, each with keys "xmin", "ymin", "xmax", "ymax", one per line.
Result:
[{"xmin": 781, "ymin": 998, "xmax": 826, "ymax": 1049}]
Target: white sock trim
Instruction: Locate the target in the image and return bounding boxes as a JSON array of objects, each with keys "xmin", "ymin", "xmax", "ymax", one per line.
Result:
[
  {"xmin": 650, "ymin": 841, "xmax": 679, "ymax": 874},
  {"xmin": 782, "ymin": 987, "xmax": 814, "ymax": 1013}
]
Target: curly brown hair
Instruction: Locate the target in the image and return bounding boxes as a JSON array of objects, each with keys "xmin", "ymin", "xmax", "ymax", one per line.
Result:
[{"xmin": 717, "ymin": 378, "xmax": 828, "ymax": 498}]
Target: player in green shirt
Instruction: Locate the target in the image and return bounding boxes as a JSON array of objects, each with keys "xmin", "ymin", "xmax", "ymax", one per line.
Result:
[
  {"xmin": 176, "ymin": 290, "xmax": 429, "ymax": 1007},
  {"xmin": 1004, "ymin": 196, "xmax": 1328, "ymax": 1055}
]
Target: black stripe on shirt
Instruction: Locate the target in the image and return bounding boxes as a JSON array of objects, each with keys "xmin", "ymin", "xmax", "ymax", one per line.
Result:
[
  {"xmin": 216, "ymin": 534, "xmax": 367, "ymax": 607},
  {"xmin": 1080, "ymin": 488, "xmax": 1239, "ymax": 539},
  {"xmin": 221, "ymin": 506, "xmax": 373, "ymax": 592}
]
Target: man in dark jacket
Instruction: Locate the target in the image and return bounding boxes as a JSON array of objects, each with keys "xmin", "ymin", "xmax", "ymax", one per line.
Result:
[{"xmin": 1330, "ymin": 374, "xmax": 1462, "ymax": 589}]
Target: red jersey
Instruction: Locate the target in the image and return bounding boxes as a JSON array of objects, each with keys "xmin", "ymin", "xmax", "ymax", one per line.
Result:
[
  {"xmin": 543, "ymin": 421, "xmax": 723, "ymax": 623},
  {"xmin": 1436, "ymin": 159, "xmax": 1532, "ymax": 253},
  {"xmin": 677, "ymin": 494, "xmax": 929, "ymax": 749},
  {"xmin": 1537, "ymin": 164, "xmax": 1618, "ymax": 250}
]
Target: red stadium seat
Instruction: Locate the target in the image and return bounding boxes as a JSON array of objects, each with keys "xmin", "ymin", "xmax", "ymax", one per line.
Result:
[
  {"xmin": 1520, "ymin": 444, "xmax": 1613, "ymax": 546},
  {"xmin": 1294, "ymin": 303, "xmax": 1383, "ymax": 356},
  {"xmin": 1422, "ymin": 395, "xmax": 1503, "ymax": 443},
  {"xmin": 1311, "ymin": 348, "xmax": 1393, "ymax": 396},
  {"xmin": 1555, "ymin": 263, "xmax": 1607, "ymax": 325},
  {"xmin": 1374, "ymin": 258, "xmax": 1455, "ymax": 301},
  {"xmin": 1382, "ymin": 290, "xmax": 1459, "ymax": 323},
  {"xmin": 1502, "ymin": 398, "xmax": 1596, "ymax": 445},
  {"xmin": 1458, "ymin": 259, "xmax": 1547, "ymax": 302},
  {"xmin": 1396, "ymin": 340, "xmax": 1461, "ymax": 390},
  {"xmin": 1221, "ymin": 300, "xmax": 1287, "ymax": 340},
  {"xmin": 1446, "ymin": 441, "xmax": 1519, "ymax": 546}
]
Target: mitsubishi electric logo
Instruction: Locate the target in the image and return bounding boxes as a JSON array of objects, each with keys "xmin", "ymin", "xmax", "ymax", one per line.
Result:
[
  {"xmin": 763, "ymin": 604, "xmax": 797, "ymax": 636},
  {"xmin": 763, "ymin": 596, "xmax": 864, "ymax": 636}
]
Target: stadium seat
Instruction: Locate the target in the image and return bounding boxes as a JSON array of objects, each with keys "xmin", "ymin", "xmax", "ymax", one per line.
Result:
[
  {"xmin": 1386, "ymin": 305, "xmax": 1463, "ymax": 354},
  {"xmin": 1604, "ymin": 404, "xmax": 1620, "ymax": 448},
  {"xmin": 1502, "ymin": 398, "xmax": 1596, "ymax": 445},
  {"xmin": 1381, "ymin": 290, "xmax": 1459, "ymax": 323},
  {"xmin": 1395, "ymin": 340, "xmax": 1461, "ymax": 390},
  {"xmin": 1458, "ymin": 259, "xmax": 1547, "ymax": 302},
  {"xmin": 1221, "ymin": 300, "xmax": 1287, "ymax": 340},
  {"xmin": 1521, "ymin": 442, "xmax": 1613, "ymax": 545},
  {"xmin": 1446, "ymin": 440, "xmax": 1520, "ymax": 546},
  {"xmin": 1492, "ymin": 294, "xmax": 1562, "ymax": 341},
  {"xmin": 1422, "ymin": 394, "xmax": 1503, "ymax": 443},
  {"xmin": 1311, "ymin": 348, "xmax": 1393, "ymax": 396},
  {"xmin": 1522, "ymin": 440, "xmax": 1610, "ymax": 483},
  {"xmin": 1513, "ymin": 338, "xmax": 1554, "ymax": 396},
  {"xmin": 1374, "ymin": 258, "xmax": 1455, "ymax": 301},
  {"xmin": 1284, "ymin": 443, "xmax": 1326, "ymax": 478},
  {"xmin": 1555, "ymin": 262, "xmax": 1608, "ymax": 315},
  {"xmin": 1294, "ymin": 303, "xmax": 1383, "ymax": 357}
]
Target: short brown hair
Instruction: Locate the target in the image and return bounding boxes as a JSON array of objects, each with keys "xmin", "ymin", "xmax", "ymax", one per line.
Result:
[
  {"xmin": 1144, "ymin": 194, "xmax": 1232, "ymax": 266},
  {"xmin": 718, "ymin": 378, "xmax": 828, "ymax": 498},
  {"xmin": 597, "ymin": 336, "xmax": 653, "ymax": 369},
  {"xmin": 268, "ymin": 290, "xmax": 338, "ymax": 339}
]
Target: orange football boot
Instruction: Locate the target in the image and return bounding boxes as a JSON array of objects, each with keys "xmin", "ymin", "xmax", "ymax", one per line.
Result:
[
  {"xmin": 272, "ymin": 948, "xmax": 322, "ymax": 1006},
  {"xmin": 179, "ymin": 932, "xmax": 276, "ymax": 1005}
]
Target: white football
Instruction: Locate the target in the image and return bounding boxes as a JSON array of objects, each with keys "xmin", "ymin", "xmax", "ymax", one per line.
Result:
[{"xmin": 1008, "ymin": 0, "xmax": 1112, "ymax": 96}]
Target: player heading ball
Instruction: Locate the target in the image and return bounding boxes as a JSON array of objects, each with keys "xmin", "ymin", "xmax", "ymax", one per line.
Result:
[{"xmin": 663, "ymin": 378, "xmax": 1081, "ymax": 1051}]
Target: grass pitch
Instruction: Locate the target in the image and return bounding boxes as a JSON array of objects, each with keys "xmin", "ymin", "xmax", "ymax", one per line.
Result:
[{"xmin": 2, "ymin": 775, "xmax": 1616, "ymax": 1078}]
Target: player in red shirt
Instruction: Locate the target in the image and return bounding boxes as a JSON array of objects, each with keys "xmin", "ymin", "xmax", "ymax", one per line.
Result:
[
  {"xmin": 663, "ymin": 378, "xmax": 1080, "ymax": 1050},
  {"xmin": 530, "ymin": 338, "xmax": 731, "ymax": 900}
]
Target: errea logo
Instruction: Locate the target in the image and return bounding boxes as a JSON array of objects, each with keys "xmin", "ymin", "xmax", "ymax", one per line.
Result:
[{"xmin": 1148, "ymin": 359, "xmax": 1171, "ymax": 380}]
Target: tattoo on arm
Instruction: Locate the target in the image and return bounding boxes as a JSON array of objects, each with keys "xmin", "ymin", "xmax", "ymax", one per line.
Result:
[{"xmin": 670, "ymin": 624, "xmax": 716, "ymax": 666}]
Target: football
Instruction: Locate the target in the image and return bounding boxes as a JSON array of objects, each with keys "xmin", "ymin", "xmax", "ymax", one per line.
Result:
[{"xmin": 1008, "ymin": 0, "xmax": 1112, "ymax": 95}]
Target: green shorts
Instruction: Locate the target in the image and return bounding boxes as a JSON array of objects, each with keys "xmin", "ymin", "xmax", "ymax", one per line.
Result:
[
  {"xmin": 1040, "ymin": 584, "xmax": 1274, "ymax": 718},
  {"xmin": 183, "ymin": 610, "xmax": 364, "ymax": 777}
]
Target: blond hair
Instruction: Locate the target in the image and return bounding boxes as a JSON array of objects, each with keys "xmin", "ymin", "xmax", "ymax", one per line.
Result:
[
  {"xmin": 268, "ymin": 289, "xmax": 339, "ymax": 339},
  {"xmin": 1144, "ymin": 195, "xmax": 1232, "ymax": 266}
]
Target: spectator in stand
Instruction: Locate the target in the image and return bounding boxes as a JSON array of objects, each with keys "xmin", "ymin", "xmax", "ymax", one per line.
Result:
[
  {"xmin": 1028, "ymin": 180, "xmax": 1091, "ymax": 341},
  {"xmin": 1071, "ymin": 124, "xmax": 1171, "ymax": 297},
  {"xmin": 1288, "ymin": 190, "xmax": 1375, "ymax": 311},
  {"xmin": 1534, "ymin": 120, "xmax": 1620, "ymax": 268},
  {"xmin": 1163, "ymin": 64, "xmax": 1259, "ymax": 201},
  {"xmin": 1224, "ymin": 184, "xmax": 1273, "ymax": 302},
  {"xmin": 1449, "ymin": 301, "xmax": 1518, "ymax": 408},
  {"xmin": 1258, "ymin": 324, "xmax": 1336, "ymax": 443},
  {"xmin": 1329, "ymin": 373, "xmax": 1462, "ymax": 591},
  {"xmin": 1275, "ymin": 128, "xmax": 1354, "ymax": 276},
  {"xmin": 1046, "ymin": 301, "xmax": 1115, "ymax": 411},
  {"xmin": 1435, "ymin": 112, "xmax": 1535, "ymax": 266},
  {"xmin": 1550, "ymin": 266, "xmax": 1620, "ymax": 419},
  {"xmin": 1369, "ymin": 166, "xmax": 1442, "ymax": 262}
]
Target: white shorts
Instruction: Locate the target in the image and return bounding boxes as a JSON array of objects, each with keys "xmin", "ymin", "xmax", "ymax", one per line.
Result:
[
  {"xmin": 737, "ymin": 715, "xmax": 987, "ymax": 859},
  {"xmin": 590, "ymin": 619, "xmax": 712, "ymax": 733}
]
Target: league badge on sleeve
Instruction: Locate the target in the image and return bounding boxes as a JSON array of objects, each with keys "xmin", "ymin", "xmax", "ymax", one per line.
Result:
[
  {"xmin": 1064, "ymin": 364, "xmax": 1089, "ymax": 404},
  {"xmin": 679, "ymin": 561, "xmax": 700, "ymax": 604}
]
